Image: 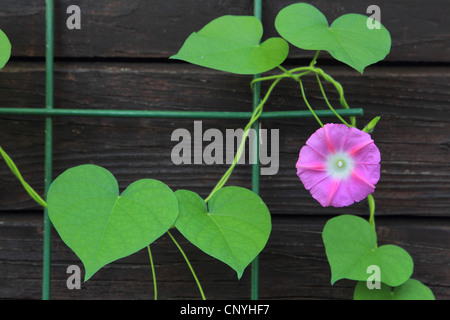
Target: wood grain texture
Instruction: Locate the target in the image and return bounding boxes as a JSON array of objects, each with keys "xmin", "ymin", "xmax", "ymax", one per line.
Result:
[
  {"xmin": 0, "ymin": 63, "xmax": 448, "ymax": 216},
  {"xmin": 0, "ymin": 213, "xmax": 448, "ymax": 300},
  {"xmin": 0, "ymin": 0, "xmax": 448, "ymax": 300},
  {"xmin": 1, "ymin": 0, "xmax": 448, "ymax": 62}
]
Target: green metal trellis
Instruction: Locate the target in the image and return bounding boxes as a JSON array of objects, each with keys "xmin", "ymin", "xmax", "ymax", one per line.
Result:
[{"xmin": 0, "ymin": 0, "xmax": 363, "ymax": 300}]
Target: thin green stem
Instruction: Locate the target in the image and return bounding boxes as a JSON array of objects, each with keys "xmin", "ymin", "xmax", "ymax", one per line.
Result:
[
  {"xmin": 288, "ymin": 66, "xmax": 315, "ymax": 74},
  {"xmin": 298, "ymin": 79, "xmax": 323, "ymax": 127},
  {"xmin": 250, "ymin": 73, "xmax": 290, "ymax": 90},
  {"xmin": 286, "ymin": 66, "xmax": 315, "ymax": 81},
  {"xmin": 205, "ymin": 77, "xmax": 282, "ymax": 202},
  {"xmin": 314, "ymin": 68, "xmax": 356, "ymax": 126},
  {"xmin": 310, "ymin": 50, "xmax": 320, "ymax": 67},
  {"xmin": 0, "ymin": 146, "xmax": 47, "ymax": 208},
  {"xmin": 315, "ymin": 73, "xmax": 352, "ymax": 127},
  {"xmin": 367, "ymin": 194, "xmax": 376, "ymax": 242},
  {"xmin": 368, "ymin": 194, "xmax": 375, "ymax": 227},
  {"xmin": 278, "ymin": 65, "xmax": 316, "ymax": 82},
  {"xmin": 250, "ymin": 66, "xmax": 314, "ymax": 89},
  {"xmin": 277, "ymin": 65, "xmax": 296, "ymax": 79},
  {"xmin": 147, "ymin": 245, "xmax": 157, "ymax": 300},
  {"xmin": 167, "ymin": 231, "xmax": 206, "ymax": 300},
  {"xmin": 294, "ymin": 70, "xmax": 314, "ymax": 78}
]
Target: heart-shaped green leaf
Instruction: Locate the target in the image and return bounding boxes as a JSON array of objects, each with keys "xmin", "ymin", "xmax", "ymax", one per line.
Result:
[
  {"xmin": 322, "ymin": 215, "xmax": 413, "ymax": 287},
  {"xmin": 174, "ymin": 187, "xmax": 271, "ymax": 278},
  {"xmin": 275, "ymin": 3, "xmax": 391, "ymax": 73},
  {"xmin": 47, "ymin": 165, "xmax": 179, "ymax": 281},
  {"xmin": 0, "ymin": 29, "xmax": 11, "ymax": 69},
  {"xmin": 354, "ymin": 279, "xmax": 435, "ymax": 300},
  {"xmin": 171, "ymin": 15, "xmax": 289, "ymax": 75}
]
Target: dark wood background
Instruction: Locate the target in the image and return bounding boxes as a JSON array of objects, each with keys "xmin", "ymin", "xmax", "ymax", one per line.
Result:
[{"xmin": 0, "ymin": 0, "xmax": 448, "ymax": 300}]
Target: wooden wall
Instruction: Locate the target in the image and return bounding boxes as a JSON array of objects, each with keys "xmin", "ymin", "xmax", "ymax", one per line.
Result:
[{"xmin": 0, "ymin": 0, "xmax": 448, "ymax": 300}]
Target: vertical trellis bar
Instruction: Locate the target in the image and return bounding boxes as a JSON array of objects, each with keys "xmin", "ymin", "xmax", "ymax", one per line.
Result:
[
  {"xmin": 251, "ymin": 0, "xmax": 262, "ymax": 301},
  {"xmin": 42, "ymin": 0, "xmax": 54, "ymax": 300}
]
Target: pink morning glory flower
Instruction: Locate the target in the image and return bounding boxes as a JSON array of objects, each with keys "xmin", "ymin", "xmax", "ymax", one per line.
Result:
[{"xmin": 296, "ymin": 123, "xmax": 381, "ymax": 207}]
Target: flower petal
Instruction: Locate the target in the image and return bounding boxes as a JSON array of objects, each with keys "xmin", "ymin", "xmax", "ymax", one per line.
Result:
[
  {"xmin": 308, "ymin": 176, "xmax": 335, "ymax": 206},
  {"xmin": 296, "ymin": 145, "xmax": 328, "ymax": 190},
  {"xmin": 347, "ymin": 168, "xmax": 378, "ymax": 203},
  {"xmin": 297, "ymin": 167, "xmax": 329, "ymax": 191},
  {"xmin": 324, "ymin": 123, "xmax": 351, "ymax": 153},
  {"xmin": 305, "ymin": 125, "xmax": 333, "ymax": 157},
  {"xmin": 296, "ymin": 145, "xmax": 325, "ymax": 168},
  {"xmin": 351, "ymin": 141, "xmax": 381, "ymax": 165},
  {"xmin": 308, "ymin": 177, "xmax": 353, "ymax": 207},
  {"xmin": 344, "ymin": 127, "xmax": 374, "ymax": 154},
  {"xmin": 330, "ymin": 179, "xmax": 355, "ymax": 207},
  {"xmin": 354, "ymin": 163, "xmax": 381, "ymax": 186}
]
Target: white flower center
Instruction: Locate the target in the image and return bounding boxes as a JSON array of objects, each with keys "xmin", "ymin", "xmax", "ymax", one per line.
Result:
[{"xmin": 326, "ymin": 152, "xmax": 354, "ymax": 180}]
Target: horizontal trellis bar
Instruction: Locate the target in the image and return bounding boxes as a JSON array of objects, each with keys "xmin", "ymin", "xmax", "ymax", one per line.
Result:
[{"xmin": 0, "ymin": 108, "xmax": 363, "ymax": 119}]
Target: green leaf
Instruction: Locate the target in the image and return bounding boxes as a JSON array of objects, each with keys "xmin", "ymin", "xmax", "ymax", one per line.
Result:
[
  {"xmin": 322, "ymin": 215, "xmax": 413, "ymax": 287},
  {"xmin": 47, "ymin": 164, "xmax": 179, "ymax": 281},
  {"xmin": 171, "ymin": 15, "xmax": 289, "ymax": 75},
  {"xmin": 174, "ymin": 187, "xmax": 271, "ymax": 278},
  {"xmin": 354, "ymin": 279, "xmax": 435, "ymax": 300},
  {"xmin": 0, "ymin": 29, "xmax": 11, "ymax": 69},
  {"xmin": 275, "ymin": 3, "xmax": 391, "ymax": 73}
]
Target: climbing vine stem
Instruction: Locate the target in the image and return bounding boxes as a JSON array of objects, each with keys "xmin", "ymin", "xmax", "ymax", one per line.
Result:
[
  {"xmin": 0, "ymin": 146, "xmax": 47, "ymax": 208},
  {"xmin": 167, "ymin": 230, "xmax": 206, "ymax": 300},
  {"xmin": 315, "ymin": 73, "xmax": 352, "ymax": 127},
  {"xmin": 298, "ymin": 78, "xmax": 324, "ymax": 127},
  {"xmin": 204, "ymin": 77, "xmax": 282, "ymax": 203},
  {"xmin": 147, "ymin": 245, "xmax": 158, "ymax": 300}
]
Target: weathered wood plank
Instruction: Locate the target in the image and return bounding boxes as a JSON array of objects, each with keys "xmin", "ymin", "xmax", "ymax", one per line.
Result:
[
  {"xmin": 0, "ymin": 63, "xmax": 448, "ymax": 216},
  {"xmin": 0, "ymin": 213, "xmax": 448, "ymax": 300},
  {"xmin": 1, "ymin": 0, "xmax": 448, "ymax": 62},
  {"xmin": 0, "ymin": 0, "xmax": 447, "ymax": 303}
]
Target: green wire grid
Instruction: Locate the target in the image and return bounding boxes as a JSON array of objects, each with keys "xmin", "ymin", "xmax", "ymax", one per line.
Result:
[{"xmin": 0, "ymin": 0, "xmax": 363, "ymax": 300}]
